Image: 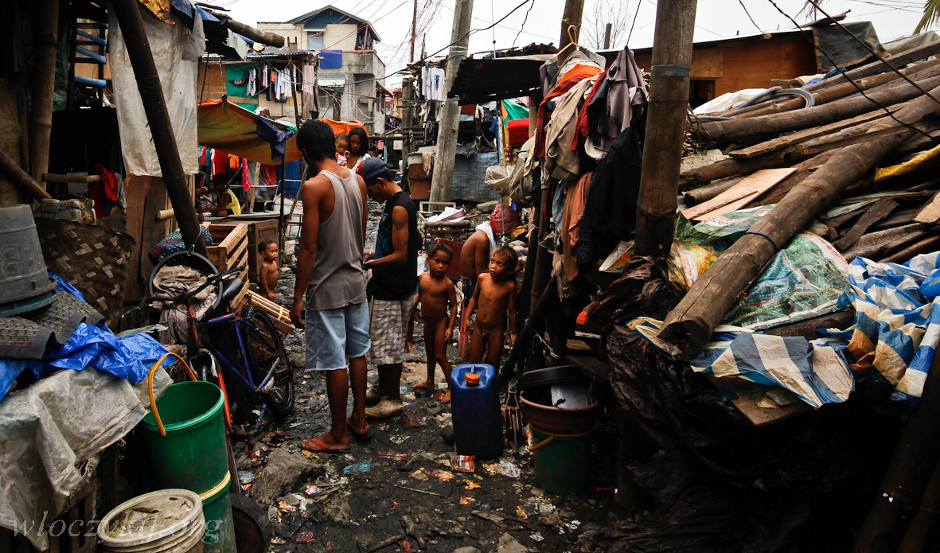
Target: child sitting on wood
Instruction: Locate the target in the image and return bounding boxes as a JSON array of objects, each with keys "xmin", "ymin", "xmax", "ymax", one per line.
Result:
[
  {"xmin": 414, "ymin": 243, "xmax": 458, "ymax": 402},
  {"xmin": 462, "ymin": 245, "xmax": 518, "ymax": 367},
  {"xmin": 258, "ymin": 239, "xmax": 280, "ymax": 301}
]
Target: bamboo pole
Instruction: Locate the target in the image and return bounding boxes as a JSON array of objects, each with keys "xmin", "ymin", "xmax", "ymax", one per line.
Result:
[
  {"xmin": 0, "ymin": 148, "xmax": 52, "ymax": 200},
  {"xmin": 659, "ymin": 84, "xmax": 940, "ymax": 356},
  {"xmin": 29, "ymin": 0, "xmax": 59, "ymax": 185},
  {"xmin": 204, "ymin": 10, "xmax": 285, "ymax": 48},
  {"xmin": 111, "ymin": 0, "xmax": 206, "ymax": 254},
  {"xmin": 851, "ymin": 354, "xmax": 940, "ymax": 553},
  {"xmin": 701, "ymin": 72, "xmax": 940, "ymax": 145},
  {"xmin": 633, "ymin": 0, "xmax": 698, "ymax": 257}
]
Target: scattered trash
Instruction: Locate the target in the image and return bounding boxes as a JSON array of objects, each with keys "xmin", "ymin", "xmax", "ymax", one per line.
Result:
[
  {"xmin": 378, "ymin": 451, "xmax": 411, "ymax": 462},
  {"xmin": 410, "ymin": 468, "xmax": 430, "ymax": 481},
  {"xmin": 270, "ymin": 537, "xmax": 286, "ymax": 545},
  {"xmin": 463, "ymin": 480, "xmax": 481, "ymax": 490},
  {"xmin": 342, "ymin": 459, "xmax": 372, "ymax": 475},
  {"xmin": 452, "ymin": 455, "xmax": 476, "ymax": 473},
  {"xmin": 238, "ymin": 471, "xmax": 256, "ymax": 491},
  {"xmin": 459, "ymin": 497, "xmax": 476, "ymax": 505},
  {"xmin": 433, "ymin": 469, "xmax": 454, "ymax": 481},
  {"xmin": 277, "ymin": 500, "xmax": 296, "ymax": 512},
  {"xmin": 515, "ymin": 505, "xmax": 528, "ymax": 519},
  {"xmin": 294, "ymin": 531, "xmax": 315, "ymax": 543},
  {"xmin": 497, "ymin": 458, "xmax": 521, "ymax": 478},
  {"xmin": 566, "ymin": 520, "xmax": 582, "ymax": 530},
  {"xmin": 304, "ymin": 484, "xmax": 321, "ymax": 496},
  {"xmin": 530, "ymin": 532, "xmax": 544, "ymax": 542}
]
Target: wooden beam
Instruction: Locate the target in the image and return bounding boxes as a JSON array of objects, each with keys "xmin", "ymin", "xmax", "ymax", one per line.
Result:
[
  {"xmin": 0, "ymin": 148, "xmax": 52, "ymax": 200},
  {"xmin": 205, "ymin": 10, "xmax": 285, "ymax": 48}
]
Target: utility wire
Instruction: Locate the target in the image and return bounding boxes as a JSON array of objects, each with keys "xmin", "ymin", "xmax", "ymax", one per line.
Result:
[
  {"xmin": 626, "ymin": 0, "xmax": 642, "ymax": 45},
  {"xmin": 766, "ymin": 0, "xmax": 938, "ymax": 141},
  {"xmin": 738, "ymin": 0, "xmax": 767, "ymax": 35},
  {"xmin": 511, "ymin": 0, "xmax": 535, "ymax": 47}
]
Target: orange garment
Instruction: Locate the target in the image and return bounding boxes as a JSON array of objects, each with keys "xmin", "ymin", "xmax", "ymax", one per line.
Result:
[{"xmin": 535, "ymin": 63, "xmax": 602, "ymax": 158}]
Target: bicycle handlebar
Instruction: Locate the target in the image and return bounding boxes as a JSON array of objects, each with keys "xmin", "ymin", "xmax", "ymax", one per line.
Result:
[{"xmin": 123, "ymin": 266, "xmax": 245, "ymax": 306}]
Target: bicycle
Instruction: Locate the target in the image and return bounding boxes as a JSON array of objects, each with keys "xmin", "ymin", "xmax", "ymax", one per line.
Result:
[{"xmin": 124, "ymin": 256, "xmax": 294, "ymax": 424}]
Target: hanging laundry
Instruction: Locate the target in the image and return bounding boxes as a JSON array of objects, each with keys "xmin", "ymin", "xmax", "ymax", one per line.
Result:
[
  {"xmin": 543, "ymin": 75, "xmax": 598, "ymax": 180},
  {"xmin": 575, "ymin": 127, "xmax": 643, "ymax": 270},
  {"xmin": 577, "ymin": 46, "xmax": 647, "ymax": 160},
  {"xmin": 534, "ymin": 49, "xmax": 602, "ymax": 160},
  {"xmin": 246, "ymin": 66, "xmax": 257, "ymax": 97},
  {"xmin": 212, "ymin": 149, "xmax": 229, "ymax": 176},
  {"xmin": 241, "ymin": 158, "xmax": 250, "ymax": 191}
]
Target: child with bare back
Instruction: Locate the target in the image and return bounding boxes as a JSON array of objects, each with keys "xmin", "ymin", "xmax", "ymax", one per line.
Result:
[
  {"xmin": 258, "ymin": 239, "xmax": 279, "ymax": 301},
  {"xmin": 414, "ymin": 243, "xmax": 458, "ymax": 401},
  {"xmin": 462, "ymin": 246, "xmax": 518, "ymax": 367}
]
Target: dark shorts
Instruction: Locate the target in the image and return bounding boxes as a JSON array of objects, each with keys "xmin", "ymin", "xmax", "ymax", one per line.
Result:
[{"xmin": 461, "ymin": 276, "xmax": 476, "ymax": 306}]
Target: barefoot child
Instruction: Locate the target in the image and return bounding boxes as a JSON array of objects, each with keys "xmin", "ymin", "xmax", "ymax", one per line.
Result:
[
  {"xmin": 414, "ymin": 244, "xmax": 458, "ymax": 401},
  {"xmin": 462, "ymin": 246, "xmax": 518, "ymax": 366},
  {"xmin": 258, "ymin": 239, "xmax": 279, "ymax": 301}
]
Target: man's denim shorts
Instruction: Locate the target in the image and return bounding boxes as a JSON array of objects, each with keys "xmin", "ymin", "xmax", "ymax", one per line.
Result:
[{"xmin": 304, "ymin": 301, "xmax": 370, "ymax": 371}]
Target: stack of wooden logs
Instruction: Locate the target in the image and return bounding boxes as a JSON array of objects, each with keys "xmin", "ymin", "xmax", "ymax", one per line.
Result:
[{"xmin": 659, "ymin": 40, "xmax": 940, "ymax": 357}]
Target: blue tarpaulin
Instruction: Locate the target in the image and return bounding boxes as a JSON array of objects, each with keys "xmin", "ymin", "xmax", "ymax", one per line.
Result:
[
  {"xmin": 320, "ymin": 50, "xmax": 342, "ymax": 69},
  {"xmin": 0, "ymin": 275, "xmax": 171, "ymax": 403}
]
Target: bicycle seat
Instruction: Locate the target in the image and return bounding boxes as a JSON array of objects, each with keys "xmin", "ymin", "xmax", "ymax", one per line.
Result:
[{"xmin": 205, "ymin": 277, "xmax": 244, "ymax": 318}]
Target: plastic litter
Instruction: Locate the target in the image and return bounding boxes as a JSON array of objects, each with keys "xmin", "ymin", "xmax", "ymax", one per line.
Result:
[{"xmin": 342, "ymin": 459, "xmax": 372, "ymax": 475}]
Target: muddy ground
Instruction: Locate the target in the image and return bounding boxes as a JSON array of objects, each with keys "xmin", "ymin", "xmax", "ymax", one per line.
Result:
[{"xmin": 232, "ymin": 205, "xmax": 624, "ymax": 553}]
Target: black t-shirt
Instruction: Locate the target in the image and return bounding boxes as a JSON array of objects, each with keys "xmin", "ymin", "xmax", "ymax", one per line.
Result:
[{"xmin": 372, "ymin": 190, "xmax": 420, "ymax": 300}]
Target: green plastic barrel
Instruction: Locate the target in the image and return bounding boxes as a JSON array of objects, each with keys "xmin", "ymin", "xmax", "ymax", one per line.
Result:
[
  {"xmin": 141, "ymin": 381, "xmax": 228, "ymax": 495},
  {"xmin": 200, "ymin": 473, "xmax": 236, "ymax": 553},
  {"xmin": 529, "ymin": 425, "xmax": 592, "ymax": 495}
]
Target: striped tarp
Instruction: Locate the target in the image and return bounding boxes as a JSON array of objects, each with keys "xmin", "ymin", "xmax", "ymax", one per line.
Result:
[
  {"xmin": 630, "ymin": 318, "xmax": 854, "ymax": 408},
  {"xmin": 823, "ymin": 252, "xmax": 940, "ymax": 404}
]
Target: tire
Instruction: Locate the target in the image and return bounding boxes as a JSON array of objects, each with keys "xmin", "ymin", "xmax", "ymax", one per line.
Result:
[
  {"xmin": 229, "ymin": 492, "xmax": 272, "ymax": 553},
  {"xmin": 243, "ymin": 306, "xmax": 294, "ymax": 417}
]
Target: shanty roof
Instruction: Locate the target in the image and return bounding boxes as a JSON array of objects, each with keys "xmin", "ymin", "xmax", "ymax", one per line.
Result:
[
  {"xmin": 449, "ymin": 54, "xmax": 552, "ymax": 105},
  {"xmin": 280, "ymin": 5, "xmax": 382, "ymax": 43}
]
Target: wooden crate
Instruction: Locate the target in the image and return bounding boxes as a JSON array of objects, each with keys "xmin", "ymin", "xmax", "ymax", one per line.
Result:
[
  {"xmin": 243, "ymin": 289, "xmax": 294, "ymax": 338},
  {"xmin": 205, "ymin": 222, "xmax": 249, "ymax": 282}
]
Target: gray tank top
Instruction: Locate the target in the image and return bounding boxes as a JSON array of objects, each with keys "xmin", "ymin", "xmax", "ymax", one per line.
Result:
[{"xmin": 304, "ymin": 169, "xmax": 366, "ymax": 310}]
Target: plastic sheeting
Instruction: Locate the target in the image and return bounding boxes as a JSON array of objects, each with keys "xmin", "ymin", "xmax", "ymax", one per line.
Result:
[
  {"xmin": 197, "ymin": 99, "xmax": 302, "ymax": 164},
  {"xmin": 823, "ymin": 252, "xmax": 940, "ymax": 405},
  {"xmin": 109, "ymin": 5, "xmax": 203, "ymax": 176},
  {"xmin": 0, "ymin": 276, "xmax": 173, "ymax": 402},
  {"xmin": 0, "ymin": 367, "xmax": 171, "ymax": 550},
  {"xmin": 452, "ymin": 150, "xmax": 500, "ymax": 203}
]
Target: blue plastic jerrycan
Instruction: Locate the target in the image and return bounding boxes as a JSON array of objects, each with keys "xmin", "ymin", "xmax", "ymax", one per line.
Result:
[{"xmin": 450, "ymin": 364, "xmax": 503, "ymax": 459}]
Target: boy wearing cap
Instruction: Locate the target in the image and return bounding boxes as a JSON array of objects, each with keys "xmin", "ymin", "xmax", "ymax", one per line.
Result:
[{"xmin": 360, "ymin": 157, "xmax": 421, "ymax": 418}]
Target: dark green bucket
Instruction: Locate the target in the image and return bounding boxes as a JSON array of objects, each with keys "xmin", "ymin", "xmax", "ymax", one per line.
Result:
[
  {"xmin": 200, "ymin": 472, "xmax": 237, "ymax": 553},
  {"xmin": 529, "ymin": 425, "xmax": 592, "ymax": 495},
  {"xmin": 141, "ymin": 380, "xmax": 228, "ymax": 495}
]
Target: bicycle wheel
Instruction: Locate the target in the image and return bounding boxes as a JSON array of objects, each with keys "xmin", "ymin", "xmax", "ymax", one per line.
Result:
[{"xmin": 243, "ymin": 306, "xmax": 294, "ymax": 417}]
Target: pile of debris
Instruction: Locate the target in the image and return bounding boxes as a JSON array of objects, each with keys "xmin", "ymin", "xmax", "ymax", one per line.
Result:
[{"xmin": 663, "ymin": 39, "xmax": 940, "ymax": 356}]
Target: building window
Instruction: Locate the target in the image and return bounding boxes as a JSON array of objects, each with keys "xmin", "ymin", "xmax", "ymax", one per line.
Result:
[{"xmin": 307, "ymin": 31, "xmax": 324, "ymax": 51}]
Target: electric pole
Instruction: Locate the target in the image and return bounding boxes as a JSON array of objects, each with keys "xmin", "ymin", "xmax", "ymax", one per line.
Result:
[
  {"xmin": 633, "ymin": 0, "xmax": 697, "ymax": 257},
  {"xmin": 429, "ymin": 0, "xmax": 474, "ymax": 202},
  {"xmin": 410, "ymin": 0, "xmax": 418, "ymax": 63}
]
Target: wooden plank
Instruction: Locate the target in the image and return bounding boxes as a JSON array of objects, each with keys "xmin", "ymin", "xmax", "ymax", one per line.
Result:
[
  {"xmin": 245, "ymin": 289, "xmax": 294, "ymax": 337},
  {"xmin": 682, "ymin": 167, "xmax": 794, "ymax": 220},
  {"xmin": 725, "ymin": 378, "xmax": 810, "ymax": 427},
  {"xmin": 834, "ymin": 198, "xmax": 899, "ymax": 250},
  {"xmin": 915, "ymin": 189, "xmax": 940, "ymax": 223},
  {"xmin": 728, "ymin": 108, "xmax": 891, "ymax": 159}
]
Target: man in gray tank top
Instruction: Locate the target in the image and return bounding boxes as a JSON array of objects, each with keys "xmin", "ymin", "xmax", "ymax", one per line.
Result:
[{"xmin": 290, "ymin": 121, "xmax": 372, "ymax": 452}]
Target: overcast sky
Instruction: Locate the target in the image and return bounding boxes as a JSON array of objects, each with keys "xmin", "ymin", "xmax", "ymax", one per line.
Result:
[{"xmin": 221, "ymin": 0, "xmax": 928, "ymax": 87}]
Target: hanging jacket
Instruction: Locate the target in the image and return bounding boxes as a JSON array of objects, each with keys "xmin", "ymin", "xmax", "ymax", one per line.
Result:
[
  {"xmin": 577, "ymin": 46, "xmax": 647, "ymax": 160},
  {"xmin": 574, "ymin": 126, "xmax": 643, "ymax": 269}
]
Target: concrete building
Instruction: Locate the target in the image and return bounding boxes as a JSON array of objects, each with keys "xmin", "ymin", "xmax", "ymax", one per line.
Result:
[{"xmin": 258, "ymin": 6, "xmax": 387, "ymax": 134}]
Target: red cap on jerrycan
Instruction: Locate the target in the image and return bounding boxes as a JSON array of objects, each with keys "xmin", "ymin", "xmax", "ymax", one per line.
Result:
[{"xmin": 464, "ymin": 373, "xmax": 480, "ymax": 385}]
